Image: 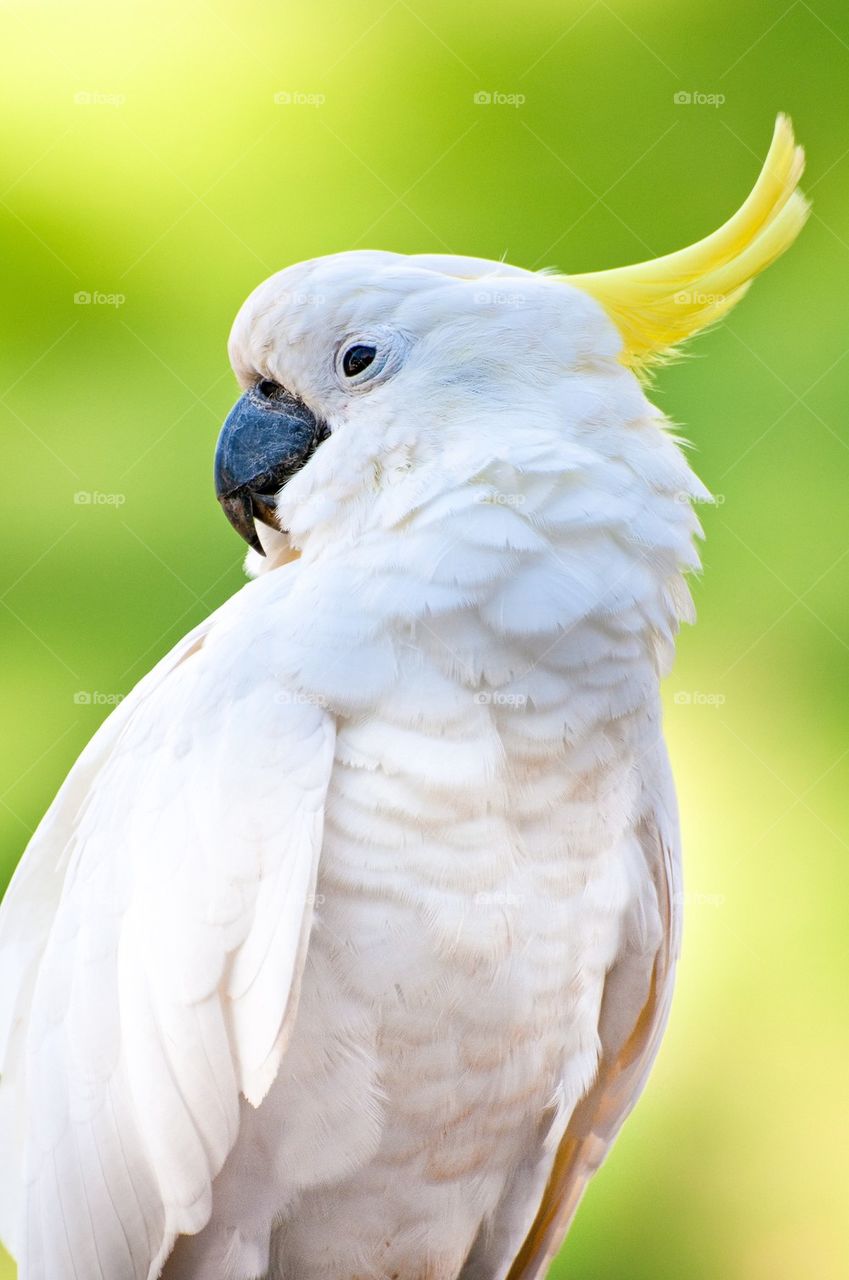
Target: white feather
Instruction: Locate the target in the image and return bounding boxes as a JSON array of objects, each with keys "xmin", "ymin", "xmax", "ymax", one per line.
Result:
[
  {"xmin": 1, "ymin": 576, "xmax": 336, "ymax": 1277},
  {"xmin": 1, "ymin": 248, "xmax": 710, "ymax": 1280}
]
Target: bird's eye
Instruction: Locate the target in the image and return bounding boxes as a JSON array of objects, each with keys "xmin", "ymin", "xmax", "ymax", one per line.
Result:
[
  {"xmin": 257, "ymin": 378, "xmax": 282, "ymax": 399},
  {"xmin": 341, "ymin": 344, "xmax": 377, "ymax": 378},
  {"xmin": 334, "ymin": 328, "xmax": 410, "ymax": 389}
]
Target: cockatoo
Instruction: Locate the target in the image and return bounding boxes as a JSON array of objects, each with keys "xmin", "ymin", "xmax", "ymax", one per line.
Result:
[{"xmin": 0, "ymin": 116, "xmax": 807, "ymax": 1280}]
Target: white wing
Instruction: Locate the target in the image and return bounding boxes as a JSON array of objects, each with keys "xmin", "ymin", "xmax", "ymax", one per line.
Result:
[{"xmin": 0, "ymin": 581, "xmax": 336, "ymax": 1280}]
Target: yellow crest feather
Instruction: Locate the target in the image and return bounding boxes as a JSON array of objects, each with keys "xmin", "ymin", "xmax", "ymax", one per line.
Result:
[{"xmin": 563, "ymin": 114, "xmax": 809, "ymax": 371}]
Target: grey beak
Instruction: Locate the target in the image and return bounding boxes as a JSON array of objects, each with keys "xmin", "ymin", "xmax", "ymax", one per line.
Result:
[{"xmin": 214, "ymin": 382, "xmax": 327, "ymax": 554}]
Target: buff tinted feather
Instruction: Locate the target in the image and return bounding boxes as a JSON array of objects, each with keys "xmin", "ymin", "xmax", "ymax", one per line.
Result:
[{"xmin": 564, "ymin": 114, "xmax": 809, "ymax": 370}]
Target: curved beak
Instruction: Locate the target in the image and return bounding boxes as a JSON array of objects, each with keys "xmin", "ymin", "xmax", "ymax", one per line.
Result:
[{"xmin": 214, "ymin": 384, "xmax": 327, "ymax": 554}]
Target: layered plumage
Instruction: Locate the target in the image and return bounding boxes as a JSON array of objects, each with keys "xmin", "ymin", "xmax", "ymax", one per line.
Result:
[{"xmin": 0, "ymin": 117, "xmax": 806, "ymax": 1279}]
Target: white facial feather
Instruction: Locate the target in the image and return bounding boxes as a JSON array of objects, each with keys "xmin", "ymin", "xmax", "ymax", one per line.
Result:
[
  {"xmin": 228, "ymin": 254, "xmax": 705, "ymax": 633},
  {"xmin": 224, "ymin": 252, "xmax": 705, "ymax": 723}
]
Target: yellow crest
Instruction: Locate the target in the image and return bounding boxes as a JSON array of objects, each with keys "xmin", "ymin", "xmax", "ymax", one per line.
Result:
[{"xmin": 564, "ymin": 115, "xmax": 809, "ymax": 371}]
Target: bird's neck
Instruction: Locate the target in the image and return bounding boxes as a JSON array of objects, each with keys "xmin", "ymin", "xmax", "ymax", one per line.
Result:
[{"xmin": 249, "ymin": 414, "xmax": 705, "ymax": 732}]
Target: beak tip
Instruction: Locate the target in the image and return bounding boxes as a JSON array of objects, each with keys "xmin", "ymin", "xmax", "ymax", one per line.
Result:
[{"xmin": 218, "ymin": 492, "xmax": 266, "ymax": 555}]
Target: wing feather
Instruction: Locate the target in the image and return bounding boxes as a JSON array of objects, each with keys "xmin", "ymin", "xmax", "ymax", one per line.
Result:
[{"xmin": 0, "ymin": 583, "xmax": 336, "ymax": 1279}]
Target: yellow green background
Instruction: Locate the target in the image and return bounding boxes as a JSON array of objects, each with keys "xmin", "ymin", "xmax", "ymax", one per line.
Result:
[{"xmin": 1, "ymin": 1, "xmax": 847, "ymax": 1276}]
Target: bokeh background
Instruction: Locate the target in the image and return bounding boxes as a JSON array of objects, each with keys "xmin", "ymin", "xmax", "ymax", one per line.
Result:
[{"xmin": 2, "ymin": 1, "xmax": 848, "ymax": 1276}]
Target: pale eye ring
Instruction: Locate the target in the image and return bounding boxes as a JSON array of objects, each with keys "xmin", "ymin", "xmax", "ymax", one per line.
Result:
[{"xmin": 334, "ymin": 326, "xmax": 411, "ymax": 390}]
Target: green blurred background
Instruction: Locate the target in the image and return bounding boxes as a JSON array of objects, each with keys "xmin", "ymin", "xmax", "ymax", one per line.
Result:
[{"xmin": 1, "ymin": 0, "xmax": 847, "ymax": 1276}]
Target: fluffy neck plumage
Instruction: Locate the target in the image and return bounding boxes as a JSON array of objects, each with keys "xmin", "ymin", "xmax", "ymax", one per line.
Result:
[{"xmin": 249, "ymin": 363, "xmax": 708, "ymax": 730}]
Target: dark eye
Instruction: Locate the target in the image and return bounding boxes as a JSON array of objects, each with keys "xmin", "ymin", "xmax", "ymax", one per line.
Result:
[
  {"xmin": 342, "ymin": 344, "xmax": 377, "ymax": 378},
  {"xmin": 257, "ymin": 378, "xmax": 282, "ymax": 399}
]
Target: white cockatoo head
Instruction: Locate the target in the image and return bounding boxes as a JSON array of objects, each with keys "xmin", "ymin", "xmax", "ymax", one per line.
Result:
[
  {"xmin": 215, "ymin": 117, "xmax": 807, "ymax": 575},
  {"xmin": 219, "ymin": 251, "xmax": 625, "ymax": 556}
]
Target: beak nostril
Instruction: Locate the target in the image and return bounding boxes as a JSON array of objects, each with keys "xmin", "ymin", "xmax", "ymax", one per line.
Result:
[{"xmin": 215, "ymin": 385, "xmax": 327, "ymax": 551}]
